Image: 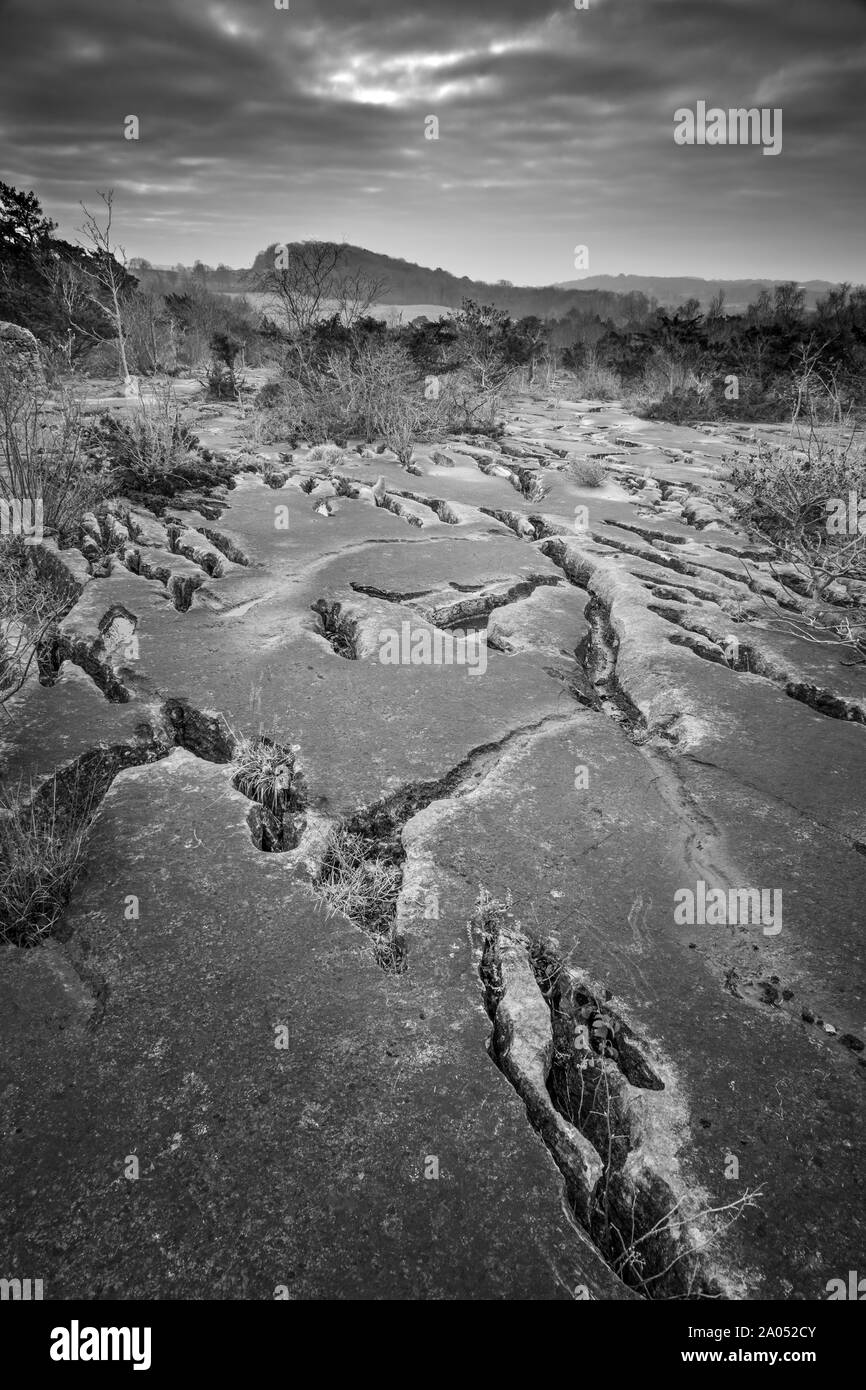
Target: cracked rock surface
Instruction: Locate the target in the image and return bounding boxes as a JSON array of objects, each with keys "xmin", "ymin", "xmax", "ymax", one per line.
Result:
[{"xmin": 1, "ymin": 395, "xmax": 863, "ymax": 1300}]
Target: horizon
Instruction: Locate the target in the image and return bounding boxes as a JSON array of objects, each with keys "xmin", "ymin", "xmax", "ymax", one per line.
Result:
[
  {"xmin": 3, "ymin": 0, "xmax": 865, "ymax": 284},
  {"xmin": 135, "ymin": 252, "xmax": 850, "ymax": 291}
]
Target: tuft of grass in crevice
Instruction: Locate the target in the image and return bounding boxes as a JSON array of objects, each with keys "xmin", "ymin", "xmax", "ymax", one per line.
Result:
[
  {"xmin": 231, "ymin": 732, "xmax": 307, "ymax": 851},
  {"xmin": 316, "ymin": 826, "xmax": 404, "ymax": 972},
  {"xmin": 0, "ymin": 774, "xmax": 95, "ymax": 947},
  {"xmin": 311, "ymin": 599, "xmax": 358, "ymax": 659},
  {"xmin": 232, "ymin": 734, "xmax": 299, "ymax": 812}
]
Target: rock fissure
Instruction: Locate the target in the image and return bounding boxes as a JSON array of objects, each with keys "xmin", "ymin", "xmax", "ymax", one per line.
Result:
[
  {"xmin": 475, "ymin": 897, "xmax": 724, "ymax": 1299},
  {"xmin": 314, "ymin": 713, "xmax": 579, "ymax": 974}
]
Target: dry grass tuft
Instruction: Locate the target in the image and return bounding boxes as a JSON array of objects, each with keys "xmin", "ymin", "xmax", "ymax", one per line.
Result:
[
  {"xmin": 316, "ymin": 826, "xmax": 403, "ymax": 969},
  {"xmin": 0, "ymin": 775, "xmax": 94, "ymax": 946},
  {"xmin": 232, "ymin": 733, "xmax": 299, "ymax": 814},
  {"xmin": 307, "ymin": 443, "xmax": 345, "ymax": 467},
  {"xmin": 568, "ymin": 456, "xmax": 607, "ymax": 487}
]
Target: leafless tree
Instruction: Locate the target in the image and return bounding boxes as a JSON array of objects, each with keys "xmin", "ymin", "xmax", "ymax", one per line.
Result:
[
  {"xmin": 260, "ymin": 240, "xmax": 385, "ymax": 333},
  {"xmin": 260, "ymin": 241, "xmax": 341, "ymax": 334},
  {"xmin": 773, "ymin": 280, "xmax": 806, "ymax": 328},
  {"xmin": 747, "ymin": 287, "xmax": 773, "ymax": 326},
  {"xmin": 332, "ymin": 262, "xmax": 386, "ymax": 329},
  {"xmin": 707, "ymin": 288, "xmax": 726, "ymax": 321},
  {"xmin": 123, "ymin": 289, "xmax": 175, "ymax": 374},
  {"xmin": 39, "ymin": 255, "xmax": 97, "ymax": 369},
  {"xmin": 77, "ymin": 190, "xmax": 133, "ymax": 381}
]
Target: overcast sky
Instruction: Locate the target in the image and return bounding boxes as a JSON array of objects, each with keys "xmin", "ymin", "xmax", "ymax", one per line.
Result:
[{"xmin": 2, "ymin": 0, "xmax": 865, "ymax": 283}]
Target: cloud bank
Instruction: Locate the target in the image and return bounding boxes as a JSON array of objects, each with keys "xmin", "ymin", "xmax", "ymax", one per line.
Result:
[{"xmin": 2, "ymin": 0, "xmax": 864, "ymax": 280}]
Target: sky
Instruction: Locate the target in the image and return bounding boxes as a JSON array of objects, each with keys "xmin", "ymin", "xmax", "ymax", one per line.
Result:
[{"xmin": 2, "ymin": 0, "xmax": 865, "ymax": 285}]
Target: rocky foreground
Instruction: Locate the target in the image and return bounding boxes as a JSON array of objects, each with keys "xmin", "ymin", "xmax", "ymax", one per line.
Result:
[{"xmin": 1, "ymin": 387, "xmax": 864, "ymax": 1300}]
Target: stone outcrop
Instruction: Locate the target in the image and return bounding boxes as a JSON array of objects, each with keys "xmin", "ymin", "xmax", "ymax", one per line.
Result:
[{"xmin": 0, "ymin": 320, "xmax": 46, "ymax": 396}]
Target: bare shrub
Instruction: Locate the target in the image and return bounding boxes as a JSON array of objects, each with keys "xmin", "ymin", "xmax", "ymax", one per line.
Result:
[
  {"xmin": 123, "ymin": 289, "xmax": 177, "ymax": 375},
  {"xmin": 251, "ymin": 380, "xmax": 300, "ymax": 445},
  {"xmin": 569, "ymin": 456, "xmax": 607, "ymax": 487},
  {"xmin": 255, "ymin": 332, "xmax": 495, "ymax": 458},
  {"xmin": 84, "ymin": 383, "xmax": 199, "ymax": 492},
  {"xmin": 622, "ymin": 352, "xmax": 712, "ymax": 417},
  {"xmin": 0, "ymin": 539, "xmax": 76, "ymax": 704},
  {"xmin": 308, "ymin": 443, "xmax": 345, "ymax": 467},
  {"xmin": 270, "ymin": 340, "xmax": 433, "ymax": 465},
  {"xmin": 727, "ymin": 365, "xmax": 866, "ymax": 661},
  {"xmin": 568, "ymin": 348, "xmax": 622, "ymax": 401},
  {"xmin": 728, "ymin": 387, "xmax": 864, "ymax": 590},
  {"xmin": 0, "ymin": 774, "xmax": 94, "ymax": 945},
  {"xmin": 200, "ymin": 331, "xmax": 245, "ymax": 405},
  {"xmin": 429, "ymin": 367, "xmax": 501, "ymax": 432},
  {"xmin": 0, "ymin": 367, "xmax": 108, "ymax": 536}
]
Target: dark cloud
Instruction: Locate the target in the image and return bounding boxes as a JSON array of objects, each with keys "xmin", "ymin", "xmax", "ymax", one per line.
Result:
[{"xmin": 1, "ymin": 0, "xmax": 863, "ymax": 280}]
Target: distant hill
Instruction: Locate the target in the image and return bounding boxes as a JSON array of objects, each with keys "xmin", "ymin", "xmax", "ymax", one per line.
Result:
[
  {"xmin": 247, "ymin": 243, "xmax": 659, "ymax": 323},
  {"xmin": 554, "ymin": 274, "xmax": 840, "ymax": 312},
  {"xmin": 134, "ymin": 248, "xmax": 848, "ymax": 321}
]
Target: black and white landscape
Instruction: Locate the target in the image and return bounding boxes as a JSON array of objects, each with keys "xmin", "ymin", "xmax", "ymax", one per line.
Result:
[{"xmin": 1, "ymin": 0, "xmax": 864, "ymax": 1325}]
